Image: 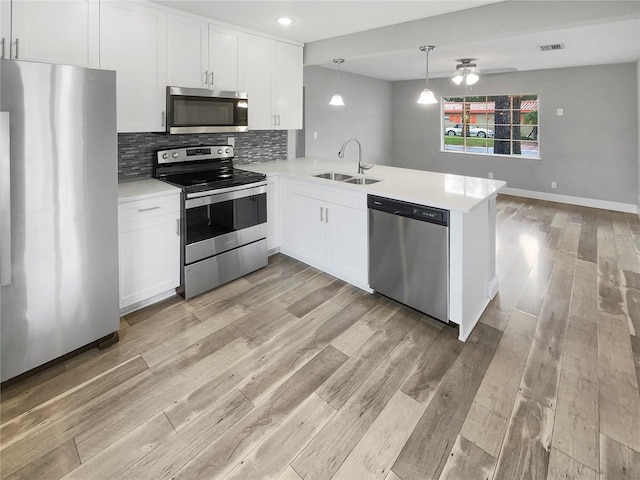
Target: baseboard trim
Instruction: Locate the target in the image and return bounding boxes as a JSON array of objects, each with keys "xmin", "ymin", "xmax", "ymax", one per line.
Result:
[
  {"xmin": 501, "ymin": 187, "xmax": 638, "ymax": 214},
  {"xmin": 119, "ymin": 289, "xmax": 178, "ymax": 317}
]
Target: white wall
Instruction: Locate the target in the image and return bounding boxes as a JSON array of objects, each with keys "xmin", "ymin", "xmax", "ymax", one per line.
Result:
[
  {"xmin": 303, "ymin": 66, "xmax": 392, "ymax": 166},
  {"xmin": 391, "ymin": 63, "xmax": 639, "ymax": 207}
]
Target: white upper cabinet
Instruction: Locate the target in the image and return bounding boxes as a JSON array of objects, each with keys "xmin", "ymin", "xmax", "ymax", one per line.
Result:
[
  {"xmin": 243, "ymin": 34, "xmax": 302, "ymax": 130},
  {"xmin": 167, "ymin": 14, "xmax": 207, "ymax": 88},
  {"xmin": 6, "ymin": 0, "xmax": 99, "ymax": 66},
  {"xmin": 208, "ymin": 25, "xmax": 242, "ymax": 91},
  {"xmin": 243, "ymin": 33, "xmax": 275, "ymax": 130},
  {"xmin": 274, "ymin": 41, "xmax": 303, "ymax": 130},
  {"xmin": 0, "ymin": 1, "xmax": 11, "ymax": 58},
  {"xmin": 166, "ymin": 14, "xmax": 242, "ymax": 92},
  {"xmin": 101, "ymin": 1, "xmax": 167, "ymax": 132}
]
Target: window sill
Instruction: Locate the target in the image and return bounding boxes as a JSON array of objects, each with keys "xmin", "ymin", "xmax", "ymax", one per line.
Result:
[{"xmin": 440, "ymin": 149, "xmax": 541, "ymax": 161}]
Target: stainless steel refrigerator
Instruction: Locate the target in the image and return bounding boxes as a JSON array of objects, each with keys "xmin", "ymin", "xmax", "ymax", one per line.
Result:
[{"xmin": 0, "ymin": 59, "xmax": 120, "ymax": 383}]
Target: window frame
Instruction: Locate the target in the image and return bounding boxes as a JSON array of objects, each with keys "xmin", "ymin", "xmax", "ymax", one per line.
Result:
[{"xmin": 441, "ymin": 94, "xmax": 540, "ymax": 160}]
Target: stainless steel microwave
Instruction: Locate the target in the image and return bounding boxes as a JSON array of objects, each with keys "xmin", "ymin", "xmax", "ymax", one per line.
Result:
[{"xmin": 166, "ymin": 86, "xmax": 248, "ymax": 134}]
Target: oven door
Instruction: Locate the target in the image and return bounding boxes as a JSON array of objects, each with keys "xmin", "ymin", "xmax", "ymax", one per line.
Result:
[{"xmin": 184, "ymin": 183, "xmax": 267, "ymax": 264}]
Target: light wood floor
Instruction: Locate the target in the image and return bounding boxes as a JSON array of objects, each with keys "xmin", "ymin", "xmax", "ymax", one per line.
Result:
[{"xmin": 1, "ymin": 194, "xmax": 640, "ymax": 480}]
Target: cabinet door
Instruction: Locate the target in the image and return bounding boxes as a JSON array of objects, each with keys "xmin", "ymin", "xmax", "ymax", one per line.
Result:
[
  {"xmin": 208, "ymin": 25, "xmax": 242, "ymax": 91},
  {"xmin": 325, "ymin": 202, "xmax": 368, "ymax": 287},
  {"xmin": 119, "ymin": 211, "xmax": 180, "ymax": 309},
  {"xmin": 11, "ymin": 0, "xmax": 99, "ymax": 66},
  {"xmin": 283, "ymin": 192, "xmax": 326, "ymax": 268},
  {"xmin": 0, "ymin": 1, "xmax": 10, "ymax": 59},
  {"xmin": 274, "ymin": 41, "xmax": 303, "ymax": 130},
  {"xmin": 243, "ymin": 33, "xmax": 275, "ymax": 130},
  {"xmin": 100, "ymin": 1, "xmax": 167, "ymax": 132},
  {"xmin": 167, "ymin": 14, "xmax": 207, "ymax": 88}
]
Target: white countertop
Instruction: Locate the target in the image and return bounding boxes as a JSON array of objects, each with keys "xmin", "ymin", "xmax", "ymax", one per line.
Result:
[
  {"xmin": 241, "ymin": 157, "xmax": 506, "ymax": 213},
  {"xmin": 118, "ymin": 178, "xmax": 181, "ymax": 203}
]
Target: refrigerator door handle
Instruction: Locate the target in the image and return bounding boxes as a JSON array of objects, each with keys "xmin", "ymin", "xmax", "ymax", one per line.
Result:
[{"xmin": 0, "ymin": 111, "xmax": 10, "ymax": 286}]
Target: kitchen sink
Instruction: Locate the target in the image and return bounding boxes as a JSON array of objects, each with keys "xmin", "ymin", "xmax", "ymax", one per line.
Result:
[
  {"xmin": 345, "ymin": 177, "xmax": 381, "ymax": 185},
  {"xmin": 314, "ymin": 172, "xmax": 354, "ymax": 181}
]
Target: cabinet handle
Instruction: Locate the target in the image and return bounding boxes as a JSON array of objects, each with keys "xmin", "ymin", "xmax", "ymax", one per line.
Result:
[
  {"xmin": 1, "ymin": 38, "xmax": 4, "ymax": 59},
  {"xmin": 176, "ymin": 218, "xmax": 180, "ymax": 236},
  {"xmin": 277, "ymin": 114, "xmax": 281, "ymax": 126},
  {"xmin": 210, "ymin": 72, "xmax": 214, "ymax": 86},
  {"xmin": 204, "ymin": 70, "xmax": 209, "ymax": 85},
  {"xmin": 138, "ymin": 206, "xmax": 160, "ymax": 212},
  {"xmin": 161, "ymin": 111, "xmax": 165, "ymax": 127},
  {"xmin": 325, "ymin": 208, "xmax": 329, "ymax": 223},
  {"xmin": 14, "ymin": 38, "xmax": 18, "ymax": 59},
  {"xmin": 320, "ymin": 206, "xmax": 323, "ymax": 222}
]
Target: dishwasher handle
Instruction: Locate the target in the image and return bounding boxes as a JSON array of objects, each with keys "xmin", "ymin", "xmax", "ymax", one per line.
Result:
[{"xmin": 367, "ymin": 195, "xmax": 449, "ymax": 226}]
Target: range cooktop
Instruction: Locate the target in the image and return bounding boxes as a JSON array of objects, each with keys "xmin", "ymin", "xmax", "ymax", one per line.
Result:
[{"xmin": 154, "ymin": 145, "xmax": 266, "ymax": 193}]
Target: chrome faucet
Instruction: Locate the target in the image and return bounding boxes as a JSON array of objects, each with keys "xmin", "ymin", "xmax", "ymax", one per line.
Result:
[{"xmin": 338, "ymin": 137, "xmax": 373, "ymax": 174}]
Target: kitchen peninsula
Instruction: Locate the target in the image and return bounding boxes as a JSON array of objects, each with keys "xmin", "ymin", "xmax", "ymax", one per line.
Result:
[{"xmin": 243, "ymin": 158, "xmax": 506, "ymax": 341}]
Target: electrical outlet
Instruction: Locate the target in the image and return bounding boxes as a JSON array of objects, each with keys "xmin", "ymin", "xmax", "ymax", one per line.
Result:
[
  {"xmin": 488, "ymin": 172, "xmax": 494, "ymax": 179},
  {"xmin": 551, "ymin": 181, "xmax": 557, "ymax": 189},
  {"xmin": 556, "ymin": 108, "xmax": 564, "ymax": 116},
  {"xmin": 227, "ymin": 137, "xmax": 235, "ymax": 147},
  {"xmin": 313, "ymin": 132, "xmax": 318, "ymax": 140}
]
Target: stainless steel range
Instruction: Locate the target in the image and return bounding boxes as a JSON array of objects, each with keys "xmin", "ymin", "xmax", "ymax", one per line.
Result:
[{"xmin": 154, "ymin": 146, "xmax": 268, "ymax": 299}]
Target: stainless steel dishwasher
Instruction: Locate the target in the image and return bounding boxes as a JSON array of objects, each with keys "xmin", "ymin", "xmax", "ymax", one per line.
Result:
[{"xmin": 368, "ymin": 195, "xmax": 449, "ymax": 323}]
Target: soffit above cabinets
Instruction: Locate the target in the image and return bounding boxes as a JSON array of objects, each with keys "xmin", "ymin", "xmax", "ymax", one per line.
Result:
[{"xmin": 151, "ymin": 1, "xmax": 640, "ymax": 81}]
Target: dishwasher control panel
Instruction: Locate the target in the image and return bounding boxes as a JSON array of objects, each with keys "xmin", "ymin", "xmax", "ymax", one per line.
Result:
[{"xmin": 367, "ymin": 195, "xmax": 449, "ymax": 226}]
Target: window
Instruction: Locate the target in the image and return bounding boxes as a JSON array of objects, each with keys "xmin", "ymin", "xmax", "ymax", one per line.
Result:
[{"xmin": 443, "ymin": 94, "xmax": 539, "ymax": 158}]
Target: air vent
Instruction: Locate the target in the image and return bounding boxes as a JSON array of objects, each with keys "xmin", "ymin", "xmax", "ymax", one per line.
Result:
[{"xmin": 539, "ymin": 44, "xmax": 564, "ymax": 52}]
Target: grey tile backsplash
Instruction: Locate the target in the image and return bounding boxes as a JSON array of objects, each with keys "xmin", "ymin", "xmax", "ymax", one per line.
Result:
[{"xmin": 118, "ymin": 130, "xmax": 287, "ymax": 179}]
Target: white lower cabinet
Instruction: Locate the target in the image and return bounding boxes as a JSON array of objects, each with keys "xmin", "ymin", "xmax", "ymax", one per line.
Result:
[
  {"xmin": 280, "ymin": 178, "xmax": 368, "ymax": 289},
  {"xmin": 118, "ymin": 191, "xmax": 180, "ymax": 311}
]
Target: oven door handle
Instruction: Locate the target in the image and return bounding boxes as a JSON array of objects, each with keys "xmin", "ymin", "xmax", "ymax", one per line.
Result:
[{"xmin": 185, "ymin": 183, "xmax": 267, "ymax": 209}]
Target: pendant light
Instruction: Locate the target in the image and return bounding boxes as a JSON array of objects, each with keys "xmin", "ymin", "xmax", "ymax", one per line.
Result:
[
  {"xmin": 452, "ymin": 58, "xmax": 480, "ymax": 86},
  {"xmin": 417, "ymin": 45, "xmax": 437, "ymax": 105},
  {"xmin": 329, "ymin": 58, "xmax": 345, "ymax": 106}
]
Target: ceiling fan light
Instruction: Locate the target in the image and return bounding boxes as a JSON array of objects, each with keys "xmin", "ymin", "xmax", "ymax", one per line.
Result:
[
  {"xmin": 329, "ymin": 93, "xmax": 345, "ymax": 106},
  {"xmin": 466, "ymin": 72, "xmax": 479, "ymax": 85},
  {"xmin": 417, "ymin": 88, "xmax": 437, "ymax": 104},
  {"xmin": 451, "ymin": 74, "xmax": 464, "ymax": 85}
]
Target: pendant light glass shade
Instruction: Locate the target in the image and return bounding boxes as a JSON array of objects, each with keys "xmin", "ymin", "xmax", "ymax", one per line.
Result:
[
  {"xmin": 330, "ymin": 58, "xmax": 345, "ymax": 106},
  {"xmin": 329, "ymin": 93, "xmax": 345, "ymax": 106},
  {"xmin": 417, "ymin": 88, "xmax": 437, "ymax": 105},
  {"xmin": 417, "ymin": 45, "xmax": 437, "ymax": 105}
]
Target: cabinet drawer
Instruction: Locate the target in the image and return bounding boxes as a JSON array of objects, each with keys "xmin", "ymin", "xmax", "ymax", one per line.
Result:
[{"xmin": 118, "ymin": 194, "xmax": 180, "ymax": 224}]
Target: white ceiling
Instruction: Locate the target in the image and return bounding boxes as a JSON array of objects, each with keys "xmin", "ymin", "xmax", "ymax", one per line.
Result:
[
  {"xmin": 153, "ymin": 1, "xmax": 503, "ymax": 43},
  {"xmin": 152, "ymin": 0, "xmax": 640, "ymax": 81}
]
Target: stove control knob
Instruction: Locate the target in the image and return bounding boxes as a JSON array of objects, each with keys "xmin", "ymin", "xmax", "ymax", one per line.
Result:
[
  {"xmin": 217, "ymin": 148, "xmax": 224, "ymax": 154},
  {"xmin": 224, "ymin": 148, "xmax": 231, "ymax": 154},
  {"xmin": 162, "ymin": 153, "xmax": 169, "ymax": 159},
  {"xmin": 172, "ymin": 152, "xmax": 179, "ymax": 158}
]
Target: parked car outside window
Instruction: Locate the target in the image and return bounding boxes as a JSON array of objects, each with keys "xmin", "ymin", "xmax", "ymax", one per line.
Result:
[{"xmin": 444, "ymin": 124, "xmax": 495, "ymax": 138}]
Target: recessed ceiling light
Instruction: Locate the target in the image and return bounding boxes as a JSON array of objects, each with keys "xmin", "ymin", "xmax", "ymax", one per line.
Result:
[{"xmin": 277, "ymin": 17, "xmax": 293, "ymax": 26}]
